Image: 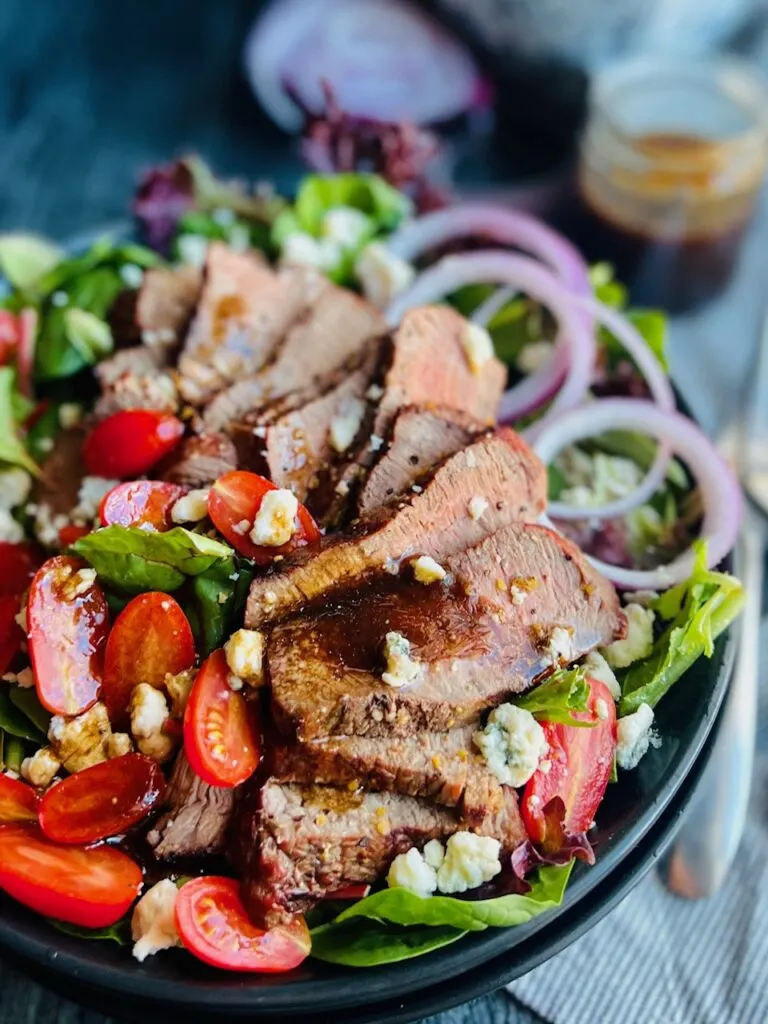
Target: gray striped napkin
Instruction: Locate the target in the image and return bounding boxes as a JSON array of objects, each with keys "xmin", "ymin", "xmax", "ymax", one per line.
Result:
[{"xmin": 507, "ymin": 629, "xmax": 768, "ymax": 1024}]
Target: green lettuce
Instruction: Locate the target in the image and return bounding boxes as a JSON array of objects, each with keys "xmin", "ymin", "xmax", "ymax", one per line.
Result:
[
  {"xmin": 0, "ymin": 367, "xmax": 38, "ymax": 475},
  {"xmin": 0, "ymin": 689, "xmax": 46, "ymax": 744},
  {"xmin": 515, "ymin": 667, "xmax": 594, "ymax": 727},
  {"xmin": 310, "ymin": 864, "xmax": 572, "ymax": 966},
  {"xmin": 619, "ymin": 543, "xmax": 745, "ymax": 715},
  {"xmin": 589, "ymin": 263, "xmax": 668, "ymax": 372},
  {"xmin": 0, "ymin": 234, "xmax": 64, "ymax": 292}
]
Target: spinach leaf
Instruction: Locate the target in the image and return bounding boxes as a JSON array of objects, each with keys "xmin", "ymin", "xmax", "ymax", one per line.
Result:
[
  {"xmin": 185, "ymin": 557, "xmax": 254, "ymax": 657},
  {"xmin": 310, "ymin": 865, "xmax": 572, "ymax": 966},
  {"xmin": 515, "ymin": 668, "xmax": 595, "ymax": 727},
  {"xmin": 73, "ymin": 526, "xmax": 234, "ymax": 594},
  {"xmin": 9, "ymin": 686, "xmax": 52, "ymax": 735},
  {"xmin": 2, "ymin": 734, "xmax": 25, "ymax": 771},
  {"xmin": 0, "ymin": 688, "xmax": 45, "ymax": 743},
  {"xmin": 50, "ymin": 916, "xmax": 132, "ymax": 946},
  {"xmin": 0, "ymin": 234, "xmax": 64, "ymax": 292},
  {"xmin": 25, "ymin": 403, "xmax": 62, "ymax": 464},
  {"xmin": 0, "ymin": 367, "xmax": 39, "ymax": 474}
]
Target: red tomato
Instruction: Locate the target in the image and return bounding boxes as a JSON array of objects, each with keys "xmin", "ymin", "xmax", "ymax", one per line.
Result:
[
  {"xmin": 0, "ymin": 594, "xmax": 24, "ymax": 675},
  {"xmin": 102, "ymin": 592, "xmax": 195, "ymax": 724},
  {"xmin": 0, "ymin": 824, "xmax": 143, "ymax": 928},
  {"xmin": 0, "ymin": 775, "xmax": 39, "ymax": 823},
  {"xmin": 82, "ymin": 410, "xmax": 185, "ymax": 479},
  {"xmin": 58, "ymin": 524, "xmax": 91, "ymax": 548},
  {"xmin": 39, "ymin": 753, "xmax": 165, "ymax": 844},
  {"xmin": 100, "ymin": 480, "xmax": 188, "ymax": 531},
  {"xmin": 28, "ymin": 555, "xmax": 109, "ymax": 716},
  {"xmin": 208, "ymin": 471, "xmax": 321, "ymax": 564},
  {"xmin": 184, "ymin": 649, "xmax": 260, "ymax": 788},
  {"xmin": 16, "ymin": 308, "xmax": 37, "ymax": 398},
  {"xmin": 175, "ymin": 877, "xmax": 311, "ymax": 973},
  {"xmin": 522, "ymin": 677, "xmax": 617, "ymax": 849},
  {"xmin": 0, "ymin": 543, "xmax": 41, "ymax": 596},
  {"xmin": 324, "ymin": 884, "xmax": 371, "ymax": 900},
  {"xmin": 0, "ymin": 310, "xmax": 19, "ymax": 365}
]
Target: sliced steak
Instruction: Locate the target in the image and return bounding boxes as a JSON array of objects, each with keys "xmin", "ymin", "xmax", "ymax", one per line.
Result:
[
  {"xmin": 201, "ymin": 285, "xmax": 387, "ymax": 433},
  {"xmin": 271, "ymin": 725, "xmax": 505, "ymax": 824},
  {"xmin": 246, "ymin": 427, "xmax": 546, "ymax": 629},
  {"xmin": 32, "ymin": 426, "xmax": 87, "ymax": 519},
  {"xmin": 148, "ymin": 751, "xmax": 235, "ymax": 859},
  {"xmin": 161, "ymin": 432, "xmax": 238, "ymax": 488},
  {"xmin": 240, "ymin": 780, "xmax": 526, "ymax": 926},
  {"xmin": 95, "ymin": 346, "xmax": 167, "ymax": 388},
  {"xmin": 267, "ymin": 522, "xmax": 624, "ymax": 740},
  {"xmin": 109, "ymin": 264, "xmax": 201, "ymax": 347},
  {"xmin": 179, "ymin": 246, "xmax": 324, "ymax": 404},
  {"xmin": 357, "ymin": 405, "xmax": 484, "ymax": 515}
]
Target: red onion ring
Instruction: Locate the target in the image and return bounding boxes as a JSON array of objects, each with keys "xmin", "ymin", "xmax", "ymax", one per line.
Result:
[
  {"xmin": 547, "ymin": 297, "xmax": 676, "ymax": 522},
  {"xmin": 385, "ymin": 250, "xmax": 595, "ymax": 423},
  {"xmin": 386, "ymin": 203, "xmax": 591, "ymax": 293},
  {"xmin": 533, "ymin": 399, "xmax": 742, "ymax": 589}
]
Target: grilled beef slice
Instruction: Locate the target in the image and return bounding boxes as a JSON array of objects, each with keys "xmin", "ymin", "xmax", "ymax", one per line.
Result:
[
  {"xmin": 267, "ymin": 522, "xmax": 624, "ymax": 740},
  {"xmin": 201, "ymin": 284, "xmax": 387, "ymax": 433},
  {"xmin": 178, "ymin": 245, "xmax": 325, "ymax": 404},
  {"xmin": 246, "ymin": 427, "xmax": 547, "ymax": 629},
  {"xmin": 240, "ymin": 780, "xmax": 527, "ymax": 926},
  {"xmin": 161, "ymin": 432, "xmax": 238, "ymax": 488},
  {"xmin": 357, "ymin": 405, "xmax": 484, "ymax": 516},
  {"xmin": 109, "ymin": 264, "xmax": 201, "ymax": 347},
  {"xmin": 32, "ymin": 426, "xmax": 87, "ymax": 519},
  {"xmin": 147, "ymin": 751, "xmax": 235, "ymax": 859}
]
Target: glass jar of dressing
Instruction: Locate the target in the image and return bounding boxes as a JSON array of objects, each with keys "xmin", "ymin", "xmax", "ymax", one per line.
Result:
[{"xmin": 572, "ymin": 58, "xmax": 768, "ymax": 312}]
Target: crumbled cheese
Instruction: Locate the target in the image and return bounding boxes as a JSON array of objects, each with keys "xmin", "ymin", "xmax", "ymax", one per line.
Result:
[
  {"xmin": 387, "ymin": 847, "xmax": 437, "ymax": 898},
  {"xmin": 33, "ymin": 503, "xmax": 69, "ymax": 548},
  {"xmin": 119, "ymin": 263, "xmax": 145, "ymax": 288},
  {"xmin": 106, "ymin": 733, "xmax": 134, "ymax": 758},
  {"xmin": 467, "ymin": 495, "xmax": 488, "ymax": 521},
  {"xmin": 0, "ymin": 467, "xmax": 32, "ymax": 510},
  {"xmin": 224, "ymin": 629, "xmax": 266, "ymax": 686},
  {"xmin": 595, "ymin": 697, "xmax": 610, "ymax": 721},
  {"xmin": 129, "ymin": 684, "xmax": 175, "ymax": 763},
  {"xmin": 212, "ymin": 207, "xmax": 236, "ymax": 227},
  {"xmin": 2, "ymin": 667, "xmax": 34, "ymax": 689},
  {"xmin": 250, "ymin": 489, "xmax": 299, "ymax": 547},
  {"xmin": 412, "ymin": 555, "xmax": 446, "ymax": 585},
  {"xmin": 131, "ymin": 879, "xmax": 181, "ymax": 963},
  {"xmin": 321, "ymin": 206, "xmax": 371, "ymax": 250},
  {"xmin": 0, "ymin": 508, "xmax": 24, "ymax": 544},
  {"xmin": 509, "ymin": 586, "xmax": 527, "ymax": 606},
  {"xmin": 232, "ymin": 518, "xmax": 251, "ymax": 535},
  {"xmin": 383, "ymin": 557, "xmax": 399, "ymax": 576},
  {"xmin": 460, "ymin": 323, "xmax": 494, "ymax": 375},
  {"xmin": 20, "ymin": 747, "xmax": 61, "ymax": 788},
  {"xmin": 170, "ymin": 488, "xmax": 210, "ymax": 524},
  {"xmin": 601, "ymin": 604, "xmax": 655, "ymax": 669},
  {"xmin": 229, "ymin": 223, "xmax": 250, "ymax": 253},
  {"xmin": 473, "ymin": 703, "xmax": 548, "ymax": 787},
  {"xmin": 48, "ymin": 702, "xmax": 112, "ymax": 773},
  {"xmin": 72, "ymin": 476, "xmax": 120, "ymax": 525},
  {"xmin": 366, "ymin": 383, "xmax": 384, "ymax": 401},
  {"xmin": 176, "ymin": 234, "xmax": 209, "ymax": 267},
  {"xmin": 382, "ymin": 631, "xmax": 422, "ymax": 688},
  {"xmin": 423, "ymin": 838, "xmax": 445, "ymax": 871},
  {"xmin": 280, "ymin": 232, "xmax": 341, "ymax": 272},
  {"xmin": 583, "ymin": 650, "xmax": 621, "ymax": 701},
  {"xmin": 616, "ymin": 703, "xmax": 655, "ymax": 770},
  {"xmin": 37, "ymin": 437, "xmax": 54, "ymax": 453},
  {"xmin": 67, "ymin": 568, "xmax": 97, "ymax": 599},
  {"xmin": 558, "ymin": 450, "xmax": 644, "ymax": 510},
  {"xmin": 14, "ymin": 602, "xmax": 27, "ymax": 632},
  {"xmin": 335, "ymin": 478, "xmax": 350, "ymax": 498},
  {"xmin": 548, "ymin": 626, "xmax": 576, "ymax": 666},
  {"xmin": 164, "ymin": 668, "xmax": 196, "ymax": 717},
  {"xmin": 369, "ymin": 434, "xmax": 385, "ymax": 453},
  {"xmin": 329, "ymin": 396, "xmax": 366, "ymax": 454},
  {"xmin": 436, "ymin": 832, "xmax": 502, "ymax": 894},
  {"xmin": 58, "ymin": 403, "xmax": 83, "ymax": 429},
  {"xmin": 625, "ymin": 590, "xmax": 659, "ymax": 608},
  {"xmin": 252, "ymin": 425, "xmax": 267, "ymax": 439},
  {"xmin": 51, "ymin": 290, "xmax": 68, "ymax": 307},
  {"xmin": 355, "ymin": 243, "xmax": 415, "ymax": 308},
  {"xmin": 516, "ymin": 340, "xmax": 553, "ymax": 375}
]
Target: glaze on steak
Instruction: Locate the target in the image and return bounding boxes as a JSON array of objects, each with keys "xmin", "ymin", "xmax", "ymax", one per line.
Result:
[
  {"xmin": 109, "ymin": 264, "xmax": 201, "ymax": 347},
  {"xmin": 148, "ymin": 751, "xmax": 235, "ymax": 859},
  {"xmin": 162, "ymin": 432, "xmax": 238, "ymax": 488}
]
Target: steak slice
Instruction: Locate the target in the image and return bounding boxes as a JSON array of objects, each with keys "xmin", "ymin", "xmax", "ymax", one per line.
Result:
[
  {"xmin": 246, "ymin": 427, "xmax": 546, "ymax": 629},
  {"xmin": 95, "ymin": 346, "xmax": 167, "ymax": 388},
  {"xmin": 240, "ymin": 780, "xmax": 526, "ymax": 926},
  {"xmin": 162, "ymin": 432, "xmax": 238, "ymax": 488},
  {"xmin": 201, "ymin": 285, "xmax": 387, "ymax": 433},
  {"xmin": 179, "ymin": 246, "xmax": 324, "ymax": 404},
  {"xmin": 267, "ymin": 522, "xmax": 624, "ymax": 740},
  {"xmin": 109, "ymin": 264, "xmax": 202, "ymax": 347},
  {"xmin": 32, "ymin": 426, "xmax": 87, "ymax": 520},
  {"xmin": 357, "ymin": 405, "xmax": 484, "ymax": 516},
  {"xmin": 271, "ymin": 725, "xmax": 505, "ymax": 825},
  {"xmin": 147, "ymin": 751, "xmax": 235, "ymax": 859}
]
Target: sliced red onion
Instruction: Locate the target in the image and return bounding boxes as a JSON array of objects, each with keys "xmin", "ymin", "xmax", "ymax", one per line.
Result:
[
  {"xmin": 385, "ymin": 250, "xmax": 595, "ymax": 424},
  {"xmin": 244, "ymin": 0, "xmax": 489, "ymax": 132},
  {"xmin": 548, "ymin": 297, "xmax": 676, "ymax": 522},
  {"xmin": 533, "ymin": 399, "xmax": 742, "ymax": 589},
  {"xmin": 386, "ymin": 203, "xmax": 590, "ymax": 293}
]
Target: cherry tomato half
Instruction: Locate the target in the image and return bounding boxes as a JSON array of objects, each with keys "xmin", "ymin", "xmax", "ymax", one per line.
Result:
[
  {"xmin": 39, "ymin": 753, "xmax": 165, "ymax": 844},
  {"xmin": 184, "ymin": 649, "xmax": 260, "ymax": 788},
  {"xmin": 102, "ymin": 592, "xmax": 195, "ymax": 725},
  {"xmin": 208, "ymin": 471, "xmax": 321, "ymax": 565},
  {"xmin": 0, "ymin": 824, "xmax": 143, "ymax": 928},
  {"xmin": 28, "ymin": 555, "xmax": 109, "ymax": 716},
  {"xmin": 0, "ymin": 594, "xmax": 24, "ymax": 675},
  {"xmin": 82, "ymin": 410, "xmax": 185, "ymax": 479},
  {"xmin": 0, "ymin": 775, "xmax": 39, "ymax": 823},
  {"xmin": 0, "ymin": 542, "xmax": 40, "ymax": 596},
  {"xmin": 100, "ymin": 480, "xmax": 188, "ymax": 531},
  {"xmin": 522, "ymin": 677, "xmax": 617, "ymax": 849},
  {"xmin": 58, "ymin": 524, "xmax": 91, "ymax": 548},
  {"xmin": 175, "ymin": 876, "xmax": 311, "ymax": 973}
]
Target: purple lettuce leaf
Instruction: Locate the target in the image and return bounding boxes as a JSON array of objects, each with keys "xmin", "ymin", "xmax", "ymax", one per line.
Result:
[{"xmin": 512, "ymin": 797, "xmax": 595, "ymax": 880}]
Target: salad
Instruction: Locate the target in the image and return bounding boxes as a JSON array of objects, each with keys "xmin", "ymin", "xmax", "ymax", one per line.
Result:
[{"xmin": 0, "ymin": 105, "xmax": 744, "ymax": 974}]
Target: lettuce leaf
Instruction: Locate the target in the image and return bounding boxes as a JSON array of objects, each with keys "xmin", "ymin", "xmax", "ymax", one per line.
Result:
[
  {"xmin": 292, "ymin": 173, "xmax": 411, "ymax": 236},
  {"xmin": 0, "ymin": 689, "xmax": 46, "ymax": 743},
  {"xmin": 0, "ymin": 234, "xmax": 64, "ymax": 292},
  {"xmin": 619, "ymin": 543, "xmax": 744, "ymax": 715},
  {"xmin": 310, "ymin": 864, "xmax": 572, "ymax": 966},
  {"xmin": 185, "ymin": 556, "xmax": 254, "ymax": 657},
  {"xmin": 515, "ymin": 667, "xmax": 594, "ymax": 726},
  {"xmin": 0, "ymin": 367, "xmax": 39, "ymax": 475},
  {"xmin": 50, "ymin": 916, "xmax": 131, "ymax": 946},
  {"xmin": 73, "ymin": 526, "xmax": 233, "ymax": 594}
]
